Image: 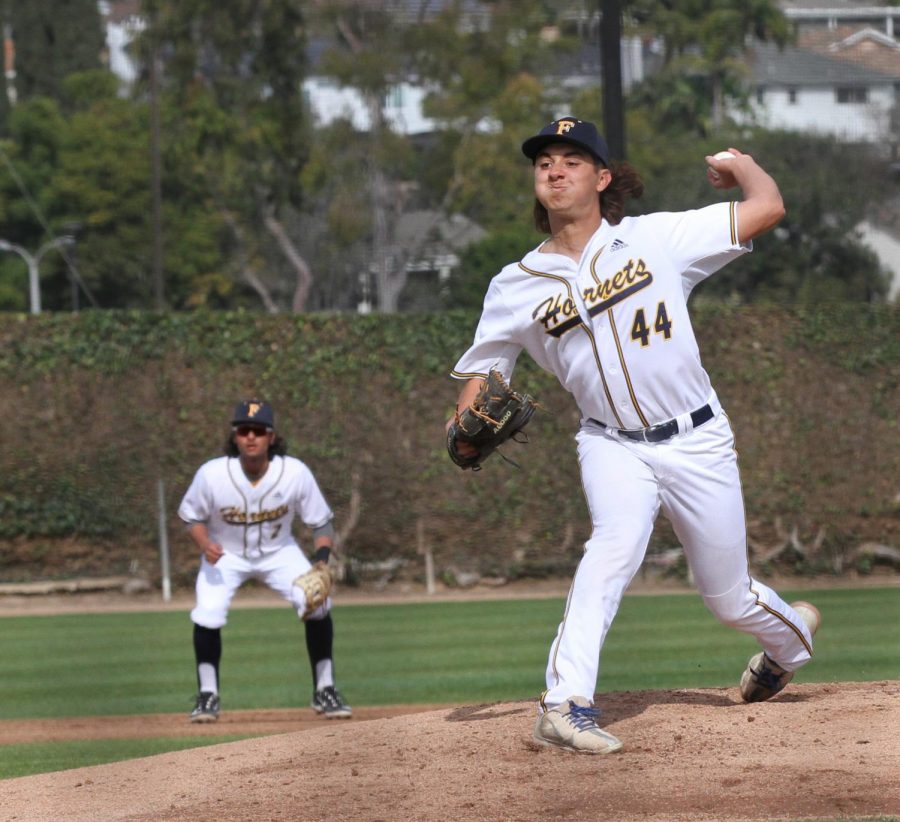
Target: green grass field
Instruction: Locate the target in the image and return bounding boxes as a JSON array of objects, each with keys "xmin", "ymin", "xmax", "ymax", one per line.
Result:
[{"xmin": 0, "ymin": 586, "xmax": 897, "ymax": 779}]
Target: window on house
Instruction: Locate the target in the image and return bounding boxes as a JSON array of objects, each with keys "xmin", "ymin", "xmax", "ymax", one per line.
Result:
[
  {"xmin": 787, "ymin": 87, "xmax": 797, "ymax": 104},
  {"xmin": 756, "ymin": 86, "xmax": 765, "ymax": 104},
  {"xmin": 836, "ymin": 87, "xmax": 868, "ymax": 103}
]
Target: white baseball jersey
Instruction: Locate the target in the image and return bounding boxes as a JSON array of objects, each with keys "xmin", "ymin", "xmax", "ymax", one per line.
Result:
[
  {"xmin": 178, "ymin": 455, "xmax": 333, "ymax": 557},
  {"xmin": 452, "ymin": 201, "xmax": 749, "ymax": 428}
]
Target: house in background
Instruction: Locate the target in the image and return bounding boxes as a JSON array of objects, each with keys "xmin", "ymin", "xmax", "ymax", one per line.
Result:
[
  {"xmin": 381, "ymin": 211, "xmax": 486, "ymax": 313},
  {"xmin": 304, "ymin": 77, "xmax": 436, "ymax": 136},
  {"xmin": 799, "ymin": 24, "xmax": 900, "ymax": 76},
  {"xmin": 744, "ymin": 2, "xmax": 899, "ymax": 146},
  {"xmin": 744, "ymin": 41, "xmax": 896, "ymax": 143},
  {"xmin": 92, "ymin": 2, "xmax": 899, "ymax": 148},
  {"xmin": 781, "ymin": 0, "xmax": 898, "ymax": 37},
  {"xmin": 98, "ymin": 0, "xmax": 142, "ymax": 86},
  {"xmin": 741, "ymin": 2, "xmax": 900, "ymax": 299}
]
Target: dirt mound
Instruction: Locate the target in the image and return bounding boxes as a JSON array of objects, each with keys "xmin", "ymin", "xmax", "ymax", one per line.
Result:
[{"xmin": 2, "ymin": 681, "xmax": 897, "ymax": 822}]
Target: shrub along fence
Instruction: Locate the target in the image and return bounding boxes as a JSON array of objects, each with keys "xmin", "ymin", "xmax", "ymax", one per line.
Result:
[{"xmin": 0, "ymin": 304, "xmax": 897, "ymax": 589}]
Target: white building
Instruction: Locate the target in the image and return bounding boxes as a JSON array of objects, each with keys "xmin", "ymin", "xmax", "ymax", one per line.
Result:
[
  {"xmin": 748, "ymin": 3, "xmax": 900, "ymax": 299},
  {"xmin": 745, "ymin": 41, "xmax": 896, "ymax": 143},
  {"xmin": 302, "ymin": 77, "xmax": 436, "ymax": 135},
  {"xmin": 753, "ymin": 3, "xmax": 899, "ymax": 144},
  {"xmin": 780, "ymin": 1, "xmax": 899, "ymax": 38},
  {"xmin": 98, "ymin": 0, "xmax": 143, "ymax": 87}
]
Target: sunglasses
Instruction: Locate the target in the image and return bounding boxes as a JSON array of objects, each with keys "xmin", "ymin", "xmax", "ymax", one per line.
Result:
[{"xmin": 235, "ymin": 425, "xmax": 271, "ymax": 437}]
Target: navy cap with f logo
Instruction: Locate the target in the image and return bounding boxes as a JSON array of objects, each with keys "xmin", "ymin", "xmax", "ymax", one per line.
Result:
[
  {"xmin": 521, "ymin": 117, "xmax": 610, "ymax": 166},
  {"xmin": 232, "ymin": 399, "xmax": 275, "ymax": 429}
]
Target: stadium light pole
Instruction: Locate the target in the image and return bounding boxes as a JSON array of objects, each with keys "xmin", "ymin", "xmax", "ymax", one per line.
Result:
[
  {"xmin": 600, "ymin": 0, "xmax": 626, "ymax": 160},
  {"xmin": 0, "ymin": 236, "xmax": 76, "ymax": 314}
]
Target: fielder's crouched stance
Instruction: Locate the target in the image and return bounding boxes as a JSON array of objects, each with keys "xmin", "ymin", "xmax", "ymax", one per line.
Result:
[
  {"xmin": 446, "ymin": 118, "xmax": 819, "ymax": 755},
  {"xmin": 178, "ymin": 400, "xmax": 352, "ymax": 723}
]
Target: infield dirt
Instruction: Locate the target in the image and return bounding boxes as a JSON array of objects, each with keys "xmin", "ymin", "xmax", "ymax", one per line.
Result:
[
  {"xmin": 1, "ymin": 681, "xmax": 898, "ymax": 822},
  {"xmin": 1, "ymin": 583, "xmax": 898, "ymax": 821}
]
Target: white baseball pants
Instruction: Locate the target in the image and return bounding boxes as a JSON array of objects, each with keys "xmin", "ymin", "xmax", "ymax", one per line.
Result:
[
  {"xmin": 191, "ymin": 544, "xmax": 331, "ymax": 628},
  {"xmin": 542, "ymin": 412, "xmax": 814, "ymax": 709}
]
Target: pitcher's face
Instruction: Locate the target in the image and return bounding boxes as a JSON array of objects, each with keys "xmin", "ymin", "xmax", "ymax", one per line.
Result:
[{"xmin": 534, "ymin": 143, "xmax": 610, "ymax": 220}]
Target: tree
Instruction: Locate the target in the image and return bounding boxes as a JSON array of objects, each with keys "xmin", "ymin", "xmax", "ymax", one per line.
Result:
[
  {"xmin": 0, "ymin": 94, "xmax": 68, "ymax": 309},
  {"xmin": 307, "ymin": 0, "xmax": 586, "ymax": 312},
  {"xmin": 0, "ymin": 71, "xmax": 231, "ymax": 311},
  {"xmin": 136, "ymin": 0, "xmax": 314, "ymax": 312},
  {"xmin": 627, "ymin": 0, "xmax": 792, "ymax": 134},
  {"xmin": 445, "ymin": 224, "xmax": 542, "ymax": 309},
  {"xmin": 307, "ymin": 0, "xmax": 428, "ymax": 313},
  {"xmin": 0, "ymin": 1, "xmax": 885, "ymax": 311},
  {"xmin": 296, "ymin": 119, "xmax": 378, "ymax": 312},
  {"xmin": 7, "ymin": 0, "xmax": 105, "ymax": 106}
]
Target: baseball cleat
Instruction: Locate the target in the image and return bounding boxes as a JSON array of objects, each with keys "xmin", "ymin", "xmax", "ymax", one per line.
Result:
[
  {"xmin": 740, "ymin": 652, "xmax": 793, "ymax": 703},
  {"xmin": 740, "ymin": 600, "xmax": 821, "ymax": 703},
  {"xmin": 533, "ymin": 696, "xmax": 623, "ymax": 754},
  {"xmin": 311, "ymin": 685, "xmax": 353, "ymax": 719},
  {"xmin": 190, "ymin": 691, "xmax": 220, "ymax": 723}
]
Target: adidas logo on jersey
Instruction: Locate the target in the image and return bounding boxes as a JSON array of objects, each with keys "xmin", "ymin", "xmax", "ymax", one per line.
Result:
[{"xmin": 609, "ymin": 239, "xmax": 628, "ymax": 253}]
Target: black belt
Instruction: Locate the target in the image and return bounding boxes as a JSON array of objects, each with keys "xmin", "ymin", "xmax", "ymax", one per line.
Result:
[{"xmin": 593, "ymin": 404, "xmax": 714, "ymax": 443}]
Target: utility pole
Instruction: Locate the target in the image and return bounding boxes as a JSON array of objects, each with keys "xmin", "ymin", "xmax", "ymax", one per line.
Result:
[
  {"xmin": 600, "ymin": 0, "xmax": 626, "ymax": 160},
  {"xmin": 148, "ymin": 28, "xmax": 165, "ymax": 309}
]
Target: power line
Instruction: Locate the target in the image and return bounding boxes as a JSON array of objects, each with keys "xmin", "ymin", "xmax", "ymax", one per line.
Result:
[{"xmin": 0, "ymin": 141, "xmax": 99, "ymax": 308}]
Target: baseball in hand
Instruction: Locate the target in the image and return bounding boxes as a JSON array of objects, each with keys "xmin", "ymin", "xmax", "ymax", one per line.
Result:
[{"xmin": 708, "ymin": 150, "xmax": 736, "ymax": 180}]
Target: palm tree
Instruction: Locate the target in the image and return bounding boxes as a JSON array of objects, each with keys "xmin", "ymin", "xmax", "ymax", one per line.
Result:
[{"xmin": 628, "ymin": 0, "xmax": 793, "ymax": 132}]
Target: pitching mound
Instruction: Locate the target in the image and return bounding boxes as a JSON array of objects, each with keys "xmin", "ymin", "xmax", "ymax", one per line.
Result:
[{"xmin": 1, "ymin": 681, "xmax": 897, "ymax": 822}]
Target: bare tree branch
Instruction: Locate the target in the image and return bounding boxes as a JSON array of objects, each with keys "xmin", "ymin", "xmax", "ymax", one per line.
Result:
[
  {"xmin": 220, "ymin": 210, "xmax": 279, "ymax": 313},
  {"xmin": 262, "ymin": 209, "xmax": 314, "ymax": 312}
]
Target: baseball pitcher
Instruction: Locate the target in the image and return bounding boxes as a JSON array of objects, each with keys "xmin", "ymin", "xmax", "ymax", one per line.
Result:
[{"xmin": 446, "ymin": 118, "xmax": 819, "ymax": 754}]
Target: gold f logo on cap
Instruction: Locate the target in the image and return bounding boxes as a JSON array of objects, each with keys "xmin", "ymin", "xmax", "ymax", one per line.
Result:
[
  {"xmin": 556, "ymin": 119, "xmax": 576, "ymax": 135},
  {"xmin": 248, "ymin": 402, "xmax": 261, "ymax": 417}
]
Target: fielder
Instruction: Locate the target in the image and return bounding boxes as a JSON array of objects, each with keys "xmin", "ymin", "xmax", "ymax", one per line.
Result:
[
  {"xmin": 446, "ymin": 117, "xmax": 819, "ymax": 754},
  {"xmin": 178, "ymin": 399, "xmax": 352, "ymax": 722}
]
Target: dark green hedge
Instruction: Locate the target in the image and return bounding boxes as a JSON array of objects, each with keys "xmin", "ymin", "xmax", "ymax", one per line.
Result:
[{"xmin": 0, "ymin": 304, "xmax": 897, "ymax": 585}]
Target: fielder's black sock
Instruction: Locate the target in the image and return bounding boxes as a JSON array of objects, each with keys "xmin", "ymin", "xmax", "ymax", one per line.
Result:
[
  {"xmin": 193, "ymin": 623, "xmax": 222, "ymax": 693},
  {"xmin": 304, "ymin": 613, "xmax": 334, "ymax": 690}
]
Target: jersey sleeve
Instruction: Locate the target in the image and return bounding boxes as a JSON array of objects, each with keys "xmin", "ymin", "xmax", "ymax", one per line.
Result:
[
  {"xmin": 177, "ymin": 466, "xmax": 211, "ymax": 525},
  {"xmin": 648, "ymin": 201, "xmax": 751, "ymax": 294},
  {"xmin": 295, "ymin": 463, "xmax": 334, "ymax": 530},
  {"xmin": 450, "ymin": 277, "xmax": 523, "ymax": 381}
]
